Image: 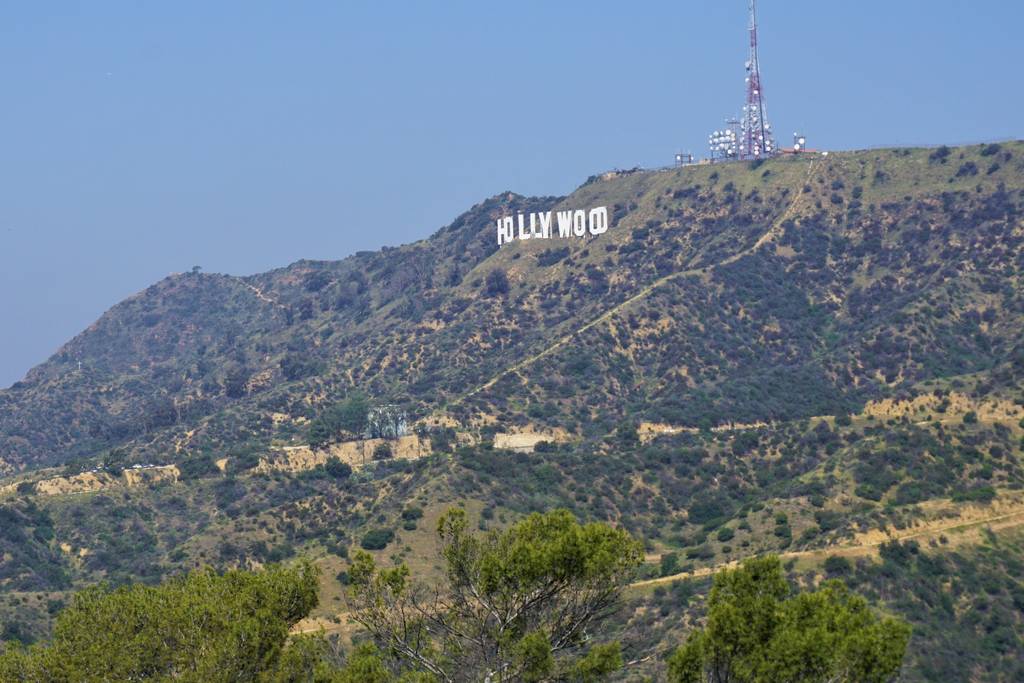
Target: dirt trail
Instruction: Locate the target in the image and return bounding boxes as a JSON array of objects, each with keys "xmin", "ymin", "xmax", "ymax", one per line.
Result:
[
  {"xmin": 634, "ymin": 496, "xmax": 1024, "ymax": 589},
  {"xmin": 291, "ymin": 616, "xmax": 358, "ymax": 637},
  {"xmin": 453, "ymin": 159, "xmax": 821, "ymax": 405},
  {"xmin": 288, "ymin": 494, "xmax": 1024, "ymax": 638},
  {"xmin": 239, "ymin": 280, "xmax": 285, "ymax": 308}
]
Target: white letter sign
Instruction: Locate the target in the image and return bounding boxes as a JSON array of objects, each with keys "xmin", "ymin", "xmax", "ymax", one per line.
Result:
[{"xmin": 498, "ymin": 206, "xmax": 610, "ymax": 246}]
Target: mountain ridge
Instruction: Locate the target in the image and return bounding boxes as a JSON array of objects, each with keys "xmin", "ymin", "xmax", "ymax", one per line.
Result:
[
  {"xmin": 2, "ymin": 142, "xmax": 1023, "ymax": 473},
  {"xmin": 2, "ymin": 141, "xmax": 1024, "ymax": 679}
]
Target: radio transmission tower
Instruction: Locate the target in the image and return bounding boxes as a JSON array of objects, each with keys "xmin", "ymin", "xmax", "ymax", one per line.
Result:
[{"xmin": 739, "ymin": 0, "xmax": 776, "ymax": 160}]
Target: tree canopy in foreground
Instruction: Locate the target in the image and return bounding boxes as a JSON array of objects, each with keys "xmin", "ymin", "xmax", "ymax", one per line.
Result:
[
  {"xmin": 0, "ymin": 522, "xmax": 911, "ymax": 683},
  {"xmin": 0, "ymin": 562, "xmax": 323, "ymax": 682},
  {"xmin": 347, "ymin": 508, "xmax": 644, "ymax": 683},
  {"xmin": 667, "ymin": 555, "xmax": 911, "ymax": 683}
]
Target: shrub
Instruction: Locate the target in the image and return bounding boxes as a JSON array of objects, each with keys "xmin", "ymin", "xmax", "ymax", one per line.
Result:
[
  {"xmin": 360, "ymin": 528, "xmax": 395, "ymax": 550},
  {"xmin": 222, "ymin": 365, "xmax": 250, "ymax": 398},
  {"xmin": 823, "ymin": 555, "xmax": 853, "ymax": 576},
  {"xmin": 372, "ymin": 442, "xmax": 393, "ymax": 460},
  {"xmin": 303, "ymin": 270, "xmax": 331, "ymax": 292},
  {"xmin": 660, "ymin": 552, "xmax": 681, "ymax": 577},
  {"xmin": 323, "ymin": 458, "xmax": 352, "ymax": 479},
  {"xmin": 178, "ymin": 454, "xmax": 220, "ymax": 481},
  {"xmin": 401, "ymin": 506, "xmax": 424, "ymax": 521},
  {"xmin": 929, "ymin": 146, "xmax": 951, "ymax": 164},
  {"xmin": 226, "ymin": 451, "xmax": 260, "ymax": 474},
  {"xmin": 952, "ymin": 486, "xmax": 996, "ymax": 504},
  {"xmin": 428, "ymin": 427, "xmax": 456, "ymax": 453},
  {"xmin": 485, "ymin": 269, "xmax": 510, "ymax": 297},
  {"xmin": 955, "ymin": 162, "xmax": 978, "ymax": 178},
  {"xmin": 688, "ymin": 494, "xmax": 732, "ymax": 526},
  {"xmin": 280, "ymin": 353, "xmax": 322, "ymax": 381},
  {"xmin": 685, "ymin": 545, "xmax": 715, "ymax": 560},
  {"xmin": 536, "ymin": 247, "xmax": 570, "ymax": 267}
]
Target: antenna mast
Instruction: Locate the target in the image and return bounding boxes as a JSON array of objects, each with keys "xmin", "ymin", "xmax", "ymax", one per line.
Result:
[{"xmin": 740, "ymin": 0, "xmax": 776, "ymax": 159}]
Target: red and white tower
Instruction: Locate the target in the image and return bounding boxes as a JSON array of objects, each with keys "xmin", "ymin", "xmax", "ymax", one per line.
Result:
[{"xmin": 739, "ymin": 0, "xmax": 776, "ymax": 159}]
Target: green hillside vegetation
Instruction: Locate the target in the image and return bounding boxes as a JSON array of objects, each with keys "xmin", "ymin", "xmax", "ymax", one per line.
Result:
[
  {"xmin": 2, "ymin": 143, "xmax": 1021, "ymax": 472},
  {"xmin": 1, "ymin": 142, "xmax": 1023, "ymax": 680},
  {"xmin": 0, "ymin": 513, "xmax": 909, "ymax": 683}
]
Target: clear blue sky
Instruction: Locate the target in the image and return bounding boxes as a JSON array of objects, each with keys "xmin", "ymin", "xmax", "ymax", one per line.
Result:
[{"xmin": 1, "ymin": 1, "xmax": 1022, "ymax": 387}]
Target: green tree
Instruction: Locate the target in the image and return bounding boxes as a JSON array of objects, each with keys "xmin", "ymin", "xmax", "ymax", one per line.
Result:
[
  {"xmin": 261, "ymin": 633, "xmax": 348, "ymax": 683},
  {"xmin": 0, "ymin": 562, "xmax": 321, "ymax": 682},
  {"xmin": 335, "ymin": 394, "xmax": 370, "ymax": 435},
  {"xmin": 329, "ymin": 643, "xmax": 435, "ymax": 683},
  {"xmin": 332, "ymin": 643, "xmax": 396, "ymax": 682},
  {"xmin": 308, "ymin": 394, "xmax": 370, "ymax": 449},
  {"xmin": 309, "ymin": 418, "xmax": 335, "ymax": 451},
  {"xmin": 667, "ymin": 556, "xmax": 910, "ymax": 683},
  {"xmin": 347, "ymin": 508, "xmax": 642, "ymax": 682}
]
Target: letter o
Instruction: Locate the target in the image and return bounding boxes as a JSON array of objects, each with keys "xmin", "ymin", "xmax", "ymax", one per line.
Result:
[
  {"xmin": 572, "ymin": 210, "xmax": 587, "ymax": 237},
  {"xmin": 588, "ymin": 206, "xmax": 609, "ymax": 235}
]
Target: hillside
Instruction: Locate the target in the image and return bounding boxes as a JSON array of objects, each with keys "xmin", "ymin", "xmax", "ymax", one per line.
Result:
[
  {"xmin": 3, "ymin": 143, "xmax": 1023, "ymax": 474},
  {"xmin": 1, "ymin": 142, "xmax": 1023, "ymax": 680}
]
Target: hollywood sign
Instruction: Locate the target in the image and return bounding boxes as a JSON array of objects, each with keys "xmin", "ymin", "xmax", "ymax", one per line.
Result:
[{"xmin": 497, "ymin": 206, "xmax": 609, "ymax": 246}]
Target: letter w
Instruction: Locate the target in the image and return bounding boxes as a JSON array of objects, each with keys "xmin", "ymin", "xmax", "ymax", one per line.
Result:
[{"xmin": 556, "ymin": 210, "xmax": 573, "ymax": 238}]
